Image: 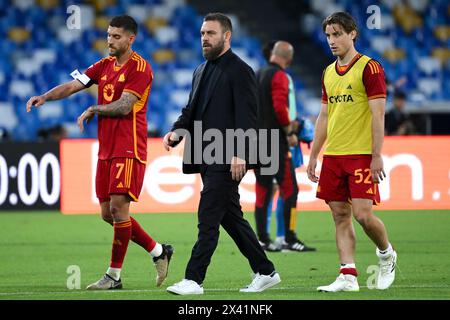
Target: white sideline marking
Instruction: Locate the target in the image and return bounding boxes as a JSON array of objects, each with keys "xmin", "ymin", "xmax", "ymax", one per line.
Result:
[{"xmin": 0, "ymin": 285, "xmax": 449, "ymax": 297}]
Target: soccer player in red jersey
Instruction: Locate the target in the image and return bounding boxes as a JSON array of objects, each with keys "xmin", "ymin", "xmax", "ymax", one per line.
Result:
[
  {"xmin": 307, "ymin": 12, "xmax": 397, "ymax": 292},
  {"xmin": 26, "ymin": 15, "xmax": 173, "ymax": 290}
]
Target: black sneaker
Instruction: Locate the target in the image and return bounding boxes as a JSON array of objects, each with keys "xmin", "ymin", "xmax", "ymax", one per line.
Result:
[
  {"xmin": 282, "ymin": 240, "xmax": 316, "ymax": 252},
  {"xmin": 258, "ymin": 240, "xmax": 282, "ymax": 252},
  {"xmin": 86, "ymin": 273, "xmax": 123, "ymax": 290},
  {"xmin": 153, "ymin": 244, "xmax": 174, "ymax": 287}
]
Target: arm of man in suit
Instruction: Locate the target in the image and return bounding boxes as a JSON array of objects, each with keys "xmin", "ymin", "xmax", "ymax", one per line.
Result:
[{"xmin": 230, "ymin": 62, "xmax": 259, "ymax": 181}]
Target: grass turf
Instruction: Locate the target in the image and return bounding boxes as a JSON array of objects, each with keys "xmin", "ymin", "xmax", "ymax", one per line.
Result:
[{"xmin": 0, "ymin": 210, "xmax": 449, "ymax": 300}]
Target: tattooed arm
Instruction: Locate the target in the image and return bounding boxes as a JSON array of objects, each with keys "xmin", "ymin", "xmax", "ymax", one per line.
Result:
[
  {"xmin": 77, "ymin": 92, "xmax": 138, "ymax": 131},
  {"xmin": 90, "ymin": 92, "xmax": 138, "ymax": 116}
]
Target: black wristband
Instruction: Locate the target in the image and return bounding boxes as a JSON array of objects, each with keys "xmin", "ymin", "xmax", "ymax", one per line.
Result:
[{"xmin": 287, "ymin": 131, "xmax": 295, "ymax": 137}]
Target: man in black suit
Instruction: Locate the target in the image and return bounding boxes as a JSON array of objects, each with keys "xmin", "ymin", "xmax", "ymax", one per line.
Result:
[{"xmin": 163, "ymin": 13, "xmax": 280, "ymax": 295}]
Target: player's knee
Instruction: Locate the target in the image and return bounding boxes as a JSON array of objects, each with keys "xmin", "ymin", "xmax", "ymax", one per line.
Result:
[
  {"xmin": 109, "ymin": 195, "xmax": 130, "ymax": 219},
  {"xmin": 100, "ymin": 203, "xmax": 113, "ymax": 225},
  {"xmin": 109, "ymin": 203, "xmax": 123, "ymax": 219},
  {"xmin": 110, "ymin": 204, "xmax": 121, "ymax": 217},
  {"xmin": 333, "ymin": 214, "xmax": 351, "ymax": 225},
  {"xmin": 332, "ymin": 209, "xmax": 352, "ymax": 224},
  {"xmin": 101, "ymin": 214, "xmax": 113, "ymax": 225},
  {"xmin": 354, "ymin": 211, "xmax": 372, "ymax": 227}
]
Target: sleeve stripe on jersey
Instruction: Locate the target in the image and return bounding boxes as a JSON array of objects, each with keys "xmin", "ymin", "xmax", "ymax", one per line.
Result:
[
  {"xmin": 375, "ymin": 61, "xmax": 380, "ymax": 73},
  {"xmin": 132, "ymin": 85, "xmax": 150, "ymax": 113},
  {"xmin": 368, "ymin": 61, "xmax": 375, "ymax": 74},
  {"xmin": 368, "ymin": 94, "xmax": 387, "ymax": 100},
  {"xmin": 372, "ymin": 61, "xmax": 380, "ymax": 73},
  {"xmin": 123, "ymin": 88, "xmax": 142, "ymax": 99},
  {"xmin": 368, "ymin": 60, "xmax": 380, "ymax": 74},
  {"xmin": 139, "ymin": 58, "xmax": 145, "ymax": 72},
  {"xmin": 131, "ymin": 56, "xmax": 141, "ymax": 72},
  {"xmin": 141, "ymin": 59, "xmax": 146, "ymax": 72},
  {"xmin": 131, "ymin": 56, "xmax": 140, "ymax": 71},
  {"xmin": 139, "ymin": 57, "xmax": 146, "ymax": 72},
  {"xmin": 132, "ymin": 55, "xmax": 146, "ymax": 72}
]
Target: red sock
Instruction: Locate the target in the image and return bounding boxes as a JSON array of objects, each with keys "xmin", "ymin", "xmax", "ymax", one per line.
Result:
[
  {"xmin": 110, "ymin": 220, "xmax": 132, "ymax": 268},
  {"xmin": 130, "ymin": 217, "xmax": 157, "ymax": 253},
  {"xmin": 340, "ymin": 268, "xmax": 358, "ymax": 277}
]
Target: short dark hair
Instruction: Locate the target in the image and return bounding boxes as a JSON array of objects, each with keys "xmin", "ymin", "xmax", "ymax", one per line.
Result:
[
  {"xmin": 109, "ymin": 15, "xmax": 138, "ymax": 35},
  {"xmin": 393, "ymin": 90, "xmax": 406, "ymax": 100},
  {"xmin": 204, "ymin": 12, "xmax": 233, "ymax": 33},
  {"xmin": 322, "ymin": 12, "xmax": 358, "ymax": 42},
  {"xmin": 262, "ymin": 40, "xmax": 276, "ymax": 63}
]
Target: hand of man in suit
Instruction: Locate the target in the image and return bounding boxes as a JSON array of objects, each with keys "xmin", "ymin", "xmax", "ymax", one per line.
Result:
[
  {"xmin": 163, "ymin": 131, "xmax": 180, "ymax": 151},
  {"xmin": 230, "ymin": 156, "xmax": 246, "ymax": 181}
]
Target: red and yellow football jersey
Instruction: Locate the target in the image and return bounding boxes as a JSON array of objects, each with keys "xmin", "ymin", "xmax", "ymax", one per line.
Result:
[
  {"xmin": 85, "ymin": 52, "xmax": 153, "ymax": 163},
  {"xmin": 321, "ymin": 54, "xmax": 386, "ymax": 155}
]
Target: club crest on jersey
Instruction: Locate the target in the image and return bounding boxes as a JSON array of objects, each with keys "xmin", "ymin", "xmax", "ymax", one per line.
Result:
[
  {"xmin": 328, "ymin": 94, "xmax": 354, "ymax": 104},
  {"xmin": 103, "ymin": 84, "xmax": 115, "ymax": 102}
]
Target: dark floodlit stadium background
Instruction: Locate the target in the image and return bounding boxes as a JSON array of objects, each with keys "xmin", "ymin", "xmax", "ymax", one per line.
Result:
[{"xmin": 0, "ymin": 0, "xmax": 449, "ymax": 301}]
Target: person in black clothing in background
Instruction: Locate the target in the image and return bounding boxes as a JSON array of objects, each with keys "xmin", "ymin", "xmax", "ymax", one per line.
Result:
[
  {"xmin": 385, "ymin": 90, "xmax": 415, "ymax": 135},
  {"xmin": 254, "ymin": 41, "xmax": 316, "ymax": 252}
]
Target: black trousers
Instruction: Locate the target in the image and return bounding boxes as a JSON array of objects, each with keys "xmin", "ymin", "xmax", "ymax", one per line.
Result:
[
  {"xmin": 185, "ymin": 166, "xmax": 275, "ymax": 284},
  {"xmin": 254, "ymin": 152, "xmax": 299, "ymax": 244}
]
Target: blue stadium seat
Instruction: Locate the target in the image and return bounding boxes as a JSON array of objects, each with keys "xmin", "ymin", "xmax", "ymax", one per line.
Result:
[
  {"xmin": 332, "ymin": 1, "xmax": 449, "ymax": 103},
  {"xmin": 1, "ymin": 0, "xmax": 448, "ymax": 141}
]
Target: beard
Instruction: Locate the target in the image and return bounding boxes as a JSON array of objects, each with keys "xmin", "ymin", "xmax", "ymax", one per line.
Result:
[
  {"xmin": 108, "ymin": 46, "xmax": 124, "ymax": 57},
  {"xmin": 202, "ymin": 39, "xmax": 225, "ymax": 61}
]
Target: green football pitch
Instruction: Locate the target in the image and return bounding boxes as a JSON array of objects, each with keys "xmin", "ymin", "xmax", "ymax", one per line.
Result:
[{"xmin": 1, "ymin": 210, "xmax": 449, "ymax": 300}]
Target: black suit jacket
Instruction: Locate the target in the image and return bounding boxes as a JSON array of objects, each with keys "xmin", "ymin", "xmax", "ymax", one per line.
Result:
[{"xmin": 171, "ymin": 49, "xmax": 259, "ymax": 174}]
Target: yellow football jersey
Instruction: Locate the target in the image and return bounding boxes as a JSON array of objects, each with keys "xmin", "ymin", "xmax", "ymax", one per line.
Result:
[{"xmin": 322, "ymin": 54, "xmax": 381, "ymax": 155}]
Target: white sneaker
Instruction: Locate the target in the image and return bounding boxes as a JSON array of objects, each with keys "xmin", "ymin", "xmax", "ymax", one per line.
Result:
[
  {"xmin": 317, "ymin": 274, "xmax": 359, "ymax": 292},
  {"xmin": 86, "ymin": 274, "xmax": 122, "ymax": 290},
  {"xmin": 166, "ymin": 279, "xmax": 204, "ymax": 295},
  {"xmin": 376, "ymin": 249, "xmax": 397, "ymax": 290},
  {"xmin": 240, "ymin": 272, "xmax": 281, "ymax": 293},
  {"xmin": 274, "ymin": 237, "xmax": 285, "ymax": 250},
  {"xmin": 153, "ymin": 244, "xmax": 174, "ymax": 287}
]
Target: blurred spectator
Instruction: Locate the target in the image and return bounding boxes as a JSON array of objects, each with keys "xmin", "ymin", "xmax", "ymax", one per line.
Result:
[
  {"xmin": 0, "ymin": 127, "xmax": 10, "ymax": 141},
  {"xmin": 261, "ymin": 39, "xmax": 276, "ymax": 62},
  {"xmin": 148, "ymin": 128, "xmax": 161, "ymax": 137},
  {"xmin": 385, "ymin": 90, "xmax": 415, "ymax": 135},
  {"xmin": 37, "ymin": 124, "xmax": 67, "ymax": 141}
]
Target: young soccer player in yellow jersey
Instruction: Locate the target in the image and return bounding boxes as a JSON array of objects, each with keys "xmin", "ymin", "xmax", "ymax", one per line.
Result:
[{"xmin": 307, "ymin": 12, "xmax": 397, "ymax": 292}]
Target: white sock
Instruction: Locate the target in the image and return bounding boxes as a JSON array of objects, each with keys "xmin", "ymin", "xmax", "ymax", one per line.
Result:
[
  {"xmin": 150, "ymin": 243, "xmax": 163, "ymax": 258},
  {"xmin": 378, "ymin": 243, "xmax": 394, "ymax": 258},
  {"xmin": 106, "ymin": 267, "xmax": 121, "ymax": 281},
  {"xmin": 275, "ymin": 236, "xmax": 285, "ymax": 243},
  {"xmin": 340, "ymin": 263, "xmax": 356, "ymax": 269}
]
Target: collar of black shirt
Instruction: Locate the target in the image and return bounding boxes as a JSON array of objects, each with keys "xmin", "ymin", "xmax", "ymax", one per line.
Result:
[{"xmin": 207, "ymin": 48, "xmax": 232, "ymax": 65}]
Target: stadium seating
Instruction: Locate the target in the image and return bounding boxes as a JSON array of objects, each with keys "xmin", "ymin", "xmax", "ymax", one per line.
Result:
[
  {"xmin": 308, "ymin": 0, "xmax": 450, "ymax": 102},
  {"xmin": 0, "ymin": 0, "xmax": 273, "ymax": 140},
  {"xmin": 1, "ymin": 0, "xmax": 448, "ymax": 141}
]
